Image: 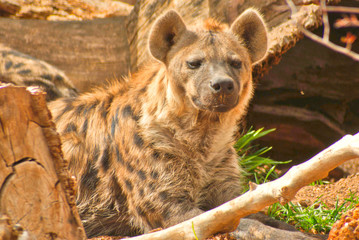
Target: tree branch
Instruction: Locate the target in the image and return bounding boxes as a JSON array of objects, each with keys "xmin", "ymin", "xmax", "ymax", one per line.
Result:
[
  {"xmin": 286, "ymin": 0, "xmax": 359, "ymax": 61},
  {"xmin": 126, "ymin": 133, "xmax": 359, "ymax": 240}
]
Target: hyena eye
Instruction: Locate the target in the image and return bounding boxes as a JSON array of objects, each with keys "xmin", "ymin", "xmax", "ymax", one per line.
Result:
[
  {"xmin": 186, "ymin": 60, "xmax": 202, "ymax": 69},
  {"xmin": 229, "ymin": 60, "xmax": 242, "ymax": 69}
]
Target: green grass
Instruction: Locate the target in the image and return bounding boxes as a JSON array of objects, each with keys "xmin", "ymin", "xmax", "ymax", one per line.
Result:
[
  {"xmin": 192, "ymin": 221, "xmax": 199, "ymax": 240},
  {"xmin": 234, "ymin": 127, "xmax": 290, "ymax": 191},
  {"xmin": 267, "ymin": 192, "xmax": 359, "ymax": 234},
  {"xmin": 234, "ymin": 128, "xmax": 359, "ymax": 234}
]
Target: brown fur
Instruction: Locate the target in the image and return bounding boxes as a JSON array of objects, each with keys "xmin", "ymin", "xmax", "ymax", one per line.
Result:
[{"xmin": 49, "ymin": 9, "xmax": 268, "ymax": 237}]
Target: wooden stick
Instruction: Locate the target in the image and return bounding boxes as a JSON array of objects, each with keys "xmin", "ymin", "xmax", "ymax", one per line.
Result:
[
  {"xmin": 285, "ymin": 0, "xmax": 359, "ymax": 61},
  {"xmin": 126, "ymin": 133, "xmax": 359, "ymax": 240}
]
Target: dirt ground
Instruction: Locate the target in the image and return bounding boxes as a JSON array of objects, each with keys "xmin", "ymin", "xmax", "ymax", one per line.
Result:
[{"xmin": 293, "ymin": 159, "xmax": 359, "ymax": 208}]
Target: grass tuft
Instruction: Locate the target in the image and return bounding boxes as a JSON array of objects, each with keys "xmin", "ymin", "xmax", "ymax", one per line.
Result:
[
  {"xmin": 267, "ymin": 191, "xmax": 359, "ymax": 234},
  {"xmin": 234, "ymin": 127, "xmax": 290, "ymax": 191}
]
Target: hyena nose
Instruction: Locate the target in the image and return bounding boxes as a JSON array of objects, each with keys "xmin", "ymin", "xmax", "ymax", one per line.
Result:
[{"xmin": 210, "ymin": 78, "xmax": 235, "ymax": 95}]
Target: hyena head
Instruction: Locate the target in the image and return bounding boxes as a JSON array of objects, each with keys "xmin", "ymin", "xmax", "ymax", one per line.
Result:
[{"xmin": 148, "ymin": 9, "xmax": 268, "ymax": 113}]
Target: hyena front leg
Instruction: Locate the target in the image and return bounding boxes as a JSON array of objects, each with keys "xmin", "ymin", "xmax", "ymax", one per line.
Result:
[{"xmin": 199, "ymin": 154, "xmax": 243, "ymax": 211}]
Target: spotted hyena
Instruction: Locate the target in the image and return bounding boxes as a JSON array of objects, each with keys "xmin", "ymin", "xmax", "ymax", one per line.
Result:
[{"xmin": 49, "ymin": 9, "xmax": 268, "ymax": 237}]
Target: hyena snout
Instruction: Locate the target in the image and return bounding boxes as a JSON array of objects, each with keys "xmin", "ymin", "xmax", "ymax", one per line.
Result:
[{"xmin": 209, "ymin": 78, "xmax": 235, "ymax": 95}]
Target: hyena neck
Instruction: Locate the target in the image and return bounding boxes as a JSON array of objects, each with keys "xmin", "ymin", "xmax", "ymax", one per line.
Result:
[{"xmin": 139, "ymin": 63, "xmax": 239, "ymax": 154}]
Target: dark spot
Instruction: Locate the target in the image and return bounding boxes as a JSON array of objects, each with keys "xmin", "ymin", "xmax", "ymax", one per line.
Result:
[
  {"xmin": 125, "ymin": 179, "xmax": 133, "ymax": 191},
  {"xmin": 175, "ymin": 196, "xmax": 188, "ymax": 204},
  {"xmin": 111, "ymin": 119, "xmax": 116, "ymax": 137},
  {"xmin": 136, "ymin": 206, "xmax": 146, "ymax": 217},
  {"xmin": 115, "ymin": 146, "xmax": 124, "ymax": 165},
  {"xmin": 111, "ymin": 110, "xmax": 119, "ymax": 137},
  {"xmin": 164, "ymin": 153, "xmax": 175, "ymax": 159},
  {"xmin": 55, "ymin": 74, "xmax": 64, "ymax": 81},
  {"xmin": 5, "ymin": 61, "xmax": 13, "ymax": 70},
  {"xmin": 148, "ymin": 182, "xmax": 155, "ymax": 191},
  {"xmin": 221, "ymin": 157, "xmax": 230, "ymax": 165},
  {"xmin": 68, "ymin": 216, "xmax": 75, "ymax": 225},
  {"xmin": 17, "ymin": 69, "xmax": 31, "ymax": 75},
  {"xmin": 13, "ymin": 63, "xmax": 24, "ymax": 68},
  {"xmin": 139, "ymin": 86, "xmax": 147, "ymax": 93},
  {"xmin": 108, "ymin": 94, "xmax": 114, "ymax": 104},
  {"xmin": 201, "ymin": 181, "xmax": 215, "ymax": 192},
  {"xmin": 83, "ymin": 100, "xmax": 99, "ymax": 115},
  {"xmin": 224, "ymin": 176, "xmax": 239, "ymax": 183},
  {"xmin": 111, "ymin": 175, "xmax": 126, "ymax": 204},
  {"xmin": 55, "ymin": 98, "xmax": 75, "ymax": 122},
  {"xmin": 126, "ymin": 162, "xmax": 134, "ymax": 173},
  {"xmin": 122, "ymin": 105, "xmax": 140, "ymax": 121},
  {"xmin": 23, "ymin": 80, "xmax": 51, "ymax": 90},
  {"xmin": 153, "ymin": 220, "xmax": 162, "ymax": 228},
  {"xmin": 137, "ymin": 170, "xmax": 146, "ymax": 181},
  {"xmin": 80, "ymin": 161, "xmax": 99, "ymax": 191},
  {"xmin": 209, "ymin": 30, "xmax": 215, "ymax": 44},
  {"xmin": 150, "ymin": 170, "xmax": 159, "ymax": 180},
  {"xmin": 144, "ymin": 201, "xmax": 156, "ymax": 213},
  {"xmin": 139, "ymin": 188, "xmax": 144, "ymax": 197},
  {"xmin": 159, "ymin": 191, "xmax": 168, "ymax": 201},
  {"xmin": 92, "ymin": 145, "xmax": 101, "ymax": 163},
  {"xmin": 75, "ymin": 104, "xmax": 86, "ymax": 115},
  {"xmin": 122, "ymin": 105, "xmax": 133, "ymax": 118},
  {"xmin": 162, "ymin": 206, "xmax": 171, "ymax": 220},
  {"xmin": 40, "ymin": 74, "xmax": 52, "ymax": 81},
  {"xmin": 227, "ymin": 148, "xmax": 233, "ymax": 155},
  {"xmin": 133, "ymin": 133, "xmax": 144, "ymax": 148},
  {"xmin": 81, "ymin": 119, "xmax": 88, "ymax": 136},
  {"xmin": 100, "ymin": 147, "xmax": 111, "ymax": 172},
  {"xmin": 152, "ymin": 151, "xmax": 160, "ymax": 160},
  {"xmin": 99, "ymin": 102, "xmax": 108, "ymax": 119},
  {"xmin": 193, "ymin": 0, "xmax": 205, "ymax": 6},
  {"xmin": 64, "ymin": 123, "xmax": 77, "ymax": 133}
]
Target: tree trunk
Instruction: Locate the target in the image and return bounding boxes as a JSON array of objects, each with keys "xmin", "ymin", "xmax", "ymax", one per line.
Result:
[{"xmin": 0, "ymin": 85, "xmax": 86, "ymax": 240}]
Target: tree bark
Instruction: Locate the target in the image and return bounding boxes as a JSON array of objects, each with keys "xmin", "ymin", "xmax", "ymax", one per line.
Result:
[{"xmin": 0, "ymin": 85, "xmax": 86, "ymax": 240}]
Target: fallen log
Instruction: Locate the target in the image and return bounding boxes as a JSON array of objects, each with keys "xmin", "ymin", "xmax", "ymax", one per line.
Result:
[
  {"xmin": 126, "ymin": 132, "xmax": 359, "ymax": 240},
  {"xmin": 0, "ymin": 85, "xmax": 86, "ymax": 240}
]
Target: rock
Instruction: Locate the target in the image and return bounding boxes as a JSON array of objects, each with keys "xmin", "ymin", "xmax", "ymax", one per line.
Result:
[
  {"xmin": 0, "ymin": 0, "xmax": 133, "ymax": 20},
  {"xmin": 328, "ymin": 204, "xmax": 359, "ymax": 239}
]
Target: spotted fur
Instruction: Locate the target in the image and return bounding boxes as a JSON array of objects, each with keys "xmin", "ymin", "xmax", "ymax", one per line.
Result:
[
  {"xmin": 49, "ymin": 9, "xmax": 268, "ymax": 237},
  {"xmin": 0, "ymin": 44, "xmax": 77, "ymax": 101}
]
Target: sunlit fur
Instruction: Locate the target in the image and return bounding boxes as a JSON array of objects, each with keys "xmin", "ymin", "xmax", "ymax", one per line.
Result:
[{"xmin": 49, "ymin": 9, "xmax": 267, "ymax": 237}]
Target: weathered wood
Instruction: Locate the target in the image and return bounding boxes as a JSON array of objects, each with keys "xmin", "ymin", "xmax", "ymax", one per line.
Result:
[
  {"xmin": 0, "ymin": 17, "xmax": 130, "ymax": 93},
  {"xmin": 0, "ymin": 0, "xmax": 132, "ymax": 20},
  {"xmin": 0, "ymin": 85, "xmax": 86, "ymax": 239}
]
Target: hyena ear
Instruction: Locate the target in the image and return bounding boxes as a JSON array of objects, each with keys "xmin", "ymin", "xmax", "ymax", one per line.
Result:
[
  {"xmin": 230, "ymin": 9, "xmax": 268, "ymax": 64},
  {"xmin": 148, "ymin": 10, "xmax": 187, "ymax": 62}
]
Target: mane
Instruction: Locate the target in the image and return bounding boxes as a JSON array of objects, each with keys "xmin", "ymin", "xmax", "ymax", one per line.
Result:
[{"xmin": 203, "ymin": 18, "xmax": 227, "ymax": 32}]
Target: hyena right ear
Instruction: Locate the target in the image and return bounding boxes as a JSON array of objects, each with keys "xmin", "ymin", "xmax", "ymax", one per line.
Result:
[
  {"xmin": 148, "ymin": 10, "xmax": 187, "ymax": 62},
  {"xmin": 230, "ymin": 9, "xmax": 268, "ymax": 64}
]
